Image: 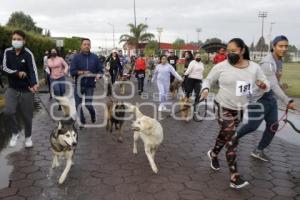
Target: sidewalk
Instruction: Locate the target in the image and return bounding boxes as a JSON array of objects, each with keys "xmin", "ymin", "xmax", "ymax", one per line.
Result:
[{"xmin": 0, "ymin": 81, "xmax": 300, "ymax": 200}]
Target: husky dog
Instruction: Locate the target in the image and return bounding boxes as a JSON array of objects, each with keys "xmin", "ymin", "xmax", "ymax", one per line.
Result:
[{"xmin": 50, "ymin": 97, "xmax": 77, "ymax": 184}]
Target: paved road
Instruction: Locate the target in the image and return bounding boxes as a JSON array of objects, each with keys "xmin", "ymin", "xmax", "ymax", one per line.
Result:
[{"xmin": 0, "ymin": 81, "xmax": 300, "ymax": 200}]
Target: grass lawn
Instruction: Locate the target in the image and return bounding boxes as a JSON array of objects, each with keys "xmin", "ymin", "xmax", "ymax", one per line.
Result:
[
  {"xmin": 178, "ymin": 62, "xmax": 300, "ymax": 98},
  {"xmin": 281, "ymin": 63, "xmax": 300, "ymax": 98}
]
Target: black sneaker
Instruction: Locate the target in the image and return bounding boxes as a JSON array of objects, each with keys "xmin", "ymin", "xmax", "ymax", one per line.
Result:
[
  {"xmin": 251, "ymin": 149, "xmax": 269, "ymax": 162},
  {"xmin": 207, "ymin": 150, "xmax": 220, "ymax": 171},
  {"xmin": 91, "ymin": 116, "xmax": 96, "ymax": 124},
  {"xmin": 230, "ymin": 175, "xmax": 249, "ymax": 189}
]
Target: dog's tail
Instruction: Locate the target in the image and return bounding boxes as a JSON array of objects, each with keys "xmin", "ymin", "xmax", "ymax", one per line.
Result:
[{"xmin": 55, "ymin": 97, "xmax": 76, "ymax": 119}]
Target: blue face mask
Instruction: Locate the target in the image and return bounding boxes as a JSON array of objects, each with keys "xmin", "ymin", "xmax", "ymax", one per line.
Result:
[{"xmin": 12, "ymin": 40, "xmax": 24, "ymax": 49}]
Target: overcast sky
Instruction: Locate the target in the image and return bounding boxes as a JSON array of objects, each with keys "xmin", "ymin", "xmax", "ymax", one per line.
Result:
[{"xmin": 1, "ymin": 0, "xmax": 300, "ymax": 50}]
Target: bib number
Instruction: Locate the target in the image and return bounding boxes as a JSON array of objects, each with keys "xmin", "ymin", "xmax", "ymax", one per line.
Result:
[{"xmin": 236, "ymin": 81, "xmax": 252, "ymax": 97}]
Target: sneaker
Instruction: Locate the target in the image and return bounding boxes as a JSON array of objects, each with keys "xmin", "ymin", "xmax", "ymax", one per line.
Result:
[
  {"xmin": 251, "ymin": 149, "xmax": 269, "ymax": 162},
  {"xmin": 25, "ymin": 137, "xmax": 33, "ymax": 148},
  {"xmin": 162, "ymin": 106, "xmax": 170, "ymax": 112},
  {"xmin": 158, "ymin": 105, "xmax": 163, "ymax": 112},
  {"xmin": 207, "ymin": 150, "xmax": 220, "ymax": 171},
  {"xmin": 230, "ymin": 175, "xmax": 249, "ymax": 189},
  {"xmin": 91, "ymin": 116, "xmax": 96, "ymax": 124},
  {"xmin": 9, "ymin": 134, "xmax": 20, "ymax": 147}
]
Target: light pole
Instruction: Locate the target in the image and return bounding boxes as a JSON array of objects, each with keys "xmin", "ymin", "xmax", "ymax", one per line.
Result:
[
  {"xmin": 268, "ymin": 22, "xmax": 275, "ymax": 52},
  {"xmin": 196, "ymin": 28, "xmax": 202, "ymax": 47},
  {"xmin": 108, "ymin": 23, "xmax": 115, "ymax": 49},
  {"xmin": 133, "ymin": 0, "xmax": 137, "ymax": 28},
  {"xmin": 157, "ymin": 27, "xmax": 163, "ymax": 56},
  {"xmin": 258, "ymin": 11, "xmax": 268, "ymax": 57}
]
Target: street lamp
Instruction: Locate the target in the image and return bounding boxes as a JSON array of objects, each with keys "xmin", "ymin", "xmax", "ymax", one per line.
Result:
[
  {"xmin": 108, "ymin": 23, "xmax": 115, "ymax": 49},
  {"xmin": 157, "ymin": 27, "xmax": 163, "ymax": 55},
  {"xmin": 133, "ymin": 0, "xmax": 137, "ymax": 28},
  {"xmin": 268, "ymin": 22, "xmax": 275, "ymax": 52},
  {"xmin": 258, "ymin": 11, "xmax": 268, "ymax": 57},
  {"xmin": 196, "ymin": 28, "xmax": 202, "ymax": 47}
]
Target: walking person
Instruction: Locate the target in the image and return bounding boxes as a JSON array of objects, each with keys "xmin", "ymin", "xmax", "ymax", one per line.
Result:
[
  {"xmin": 184, "ymin": 53, "xmax": 204, "ymax": 105},
  {"xmin": 152, "ymin": 55, "xmax": 183, "ymax": 112},
  {"xmin": 43, "ymin": 50, "xmax": 52, "ymax": 99},
  {"xmin": 2, "ymin": 30, "xmax": 39, "ymax": 148},
  {"xmin": 213, "ymin": 47, "xmax": 227, "ymax": 64},
  {"xmin": 134, "ymin": 53, "xmax": 147, "ymax": 95},
  {"xmin": 106, "ymin": 50, "xmax": 123, "ymax": 85},
  {"xmin": 200, "ymin": 38, "xmax": 270, "ymax": 188},
  {"xmin": 236, "ymin": 35, "xmax": 297, "ymax": 161},
  {"xmin": 147, "ymin": 55, "xmax": 156, "ymax": 83},
  {"xmin": 47, "ymin": 48, "xmax": 69, "ymax": 99},
  {"xmin": 182, "ymin": 51, "xmax": 194, "ymax": 92},
  {"xmin": 168, "ymin": 50, "xmax": 179, "ymax": 84},
  {"xmin": 70, "ymin": 38, "xmax": 103, "ymax": 128}
]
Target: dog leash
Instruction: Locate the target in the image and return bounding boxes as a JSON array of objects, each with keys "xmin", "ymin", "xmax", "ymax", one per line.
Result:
[{"xmin": 271, "ymin": 107, "xmax": 300, "ymax": 133}]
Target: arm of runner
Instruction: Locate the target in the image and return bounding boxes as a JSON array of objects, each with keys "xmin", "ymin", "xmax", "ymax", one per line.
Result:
[
  {"xmin": 170, "ymin": 65, "xmax": 182, "ymax": 81},
  {"xmin": 261, "ymin": 61, "xmax": 292, "ymax": 106}
]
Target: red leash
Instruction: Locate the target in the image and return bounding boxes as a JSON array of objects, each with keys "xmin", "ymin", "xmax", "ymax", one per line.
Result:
[{"xmin": 271, "ymin": 107, "xmax": 300, "ymax": 133}]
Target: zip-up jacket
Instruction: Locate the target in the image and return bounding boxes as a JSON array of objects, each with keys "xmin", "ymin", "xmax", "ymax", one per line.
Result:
[
  {"xmin": 70, "ymin": 52, "xmax": 103, "ymax": 88},
  {"xmin": 2, "ymin": 47, "xmax": 38, "ymax": 91}
]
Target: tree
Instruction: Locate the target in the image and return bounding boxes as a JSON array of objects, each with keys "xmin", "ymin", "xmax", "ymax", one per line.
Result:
[
  {"xmin": 204, "ymin": 38, "xmax": 222, "ymax": 45},
  {"xmin": 144, "ymin": 40, "xmax": 159, "ymax": 56},
  {"xmin": 6, "ymin": 11, "xmax": 43, "ymax": 34},
  {"xmin": 64, "ymin": 37, "xmax": 81, "ymax": 53},
  {"xmin": 255, "ymin": 36, "xmax": 268, "ymax": 52},
  {"xmin": 119, "ymin": 23, "xmax": 155, "ymax": 53},
  {"xmin": 172, "ymin": 38, "xmax": 185, "ymax": 50}
]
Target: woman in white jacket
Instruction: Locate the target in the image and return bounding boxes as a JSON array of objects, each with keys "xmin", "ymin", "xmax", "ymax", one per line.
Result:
[{"xmin": 184, "ymin": 53, "xmax": 204, "ymax": 104}]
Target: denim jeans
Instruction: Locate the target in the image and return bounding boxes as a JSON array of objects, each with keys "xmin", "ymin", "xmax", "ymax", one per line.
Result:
[
  {"xmin": 74, "ymin": 85, "xmax": 96, "ymax": 124},
  {"xmin": 236, "ymin": 91, "xmax": 278, "ymax": 150},
  {"xmin": 51, "ymin": 76, "xmax": 66, "ymax": 97}
]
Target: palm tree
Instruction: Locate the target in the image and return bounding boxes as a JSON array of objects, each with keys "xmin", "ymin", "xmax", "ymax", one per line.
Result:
[{"xmin": 120, "ymin": 23, "xmax": 155, "ymax": 54}]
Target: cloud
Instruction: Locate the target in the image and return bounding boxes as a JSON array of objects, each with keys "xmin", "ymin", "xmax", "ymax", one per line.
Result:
[{"xmin": 0, "ymin": 0, "xmax": 299, "ymax": 49}]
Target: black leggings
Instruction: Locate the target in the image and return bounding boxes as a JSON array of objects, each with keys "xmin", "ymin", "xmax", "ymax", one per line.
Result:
[{"xmin": 185, "ymin": 78, "xmax": 202, "ymax": 103}]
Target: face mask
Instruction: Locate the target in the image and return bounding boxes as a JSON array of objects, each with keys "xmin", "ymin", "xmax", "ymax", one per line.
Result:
[
  {"xmin": 228, "ymin": 53, "xmax": 240, "ymax": 65},
  {"xmin": 12, "ymin": 40, "xmax": 24, "ymax": 49},
  {"xmin": 195, "ymin": 58, "xmax": 201, "ymax": 62},
  {"xmin": 51, "ymin": 53, "xmax": 57, "ymax": 57}
]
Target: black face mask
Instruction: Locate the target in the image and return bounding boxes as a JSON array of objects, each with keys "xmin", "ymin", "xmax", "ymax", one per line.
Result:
[
  {"xmin": 51, "ymin": 53, "xmax": 57, "ymax": 57},
  {"xmin": 195, "ymin": 58, "xmax": 201, "ymax": 62},
  {"xmin": 227, "ymin": 53, "xmax": 240, "ymax": 65}
]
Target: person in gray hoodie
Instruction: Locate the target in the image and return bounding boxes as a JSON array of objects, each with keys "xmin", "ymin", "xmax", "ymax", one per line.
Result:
[{"xmin": 236, "ymin": 35, "xmax": 296, "ymax": 162}]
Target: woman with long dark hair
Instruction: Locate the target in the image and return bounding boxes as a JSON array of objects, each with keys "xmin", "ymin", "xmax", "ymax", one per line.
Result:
[
  {"xmin": 201, "ymin": 38, "xmax": 270, "ymax": 189},
  {"xmin": 106, "ymin": 50, "xmax": 123, "ymax": 84}
]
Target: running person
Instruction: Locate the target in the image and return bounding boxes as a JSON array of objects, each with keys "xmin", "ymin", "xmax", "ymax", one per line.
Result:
[
  {"xmin": 184, "ymin": 53, "xmax": 204, "ymax": 105},
  {"xmin": 134, "ymin": 53, "xmax": 147, "ymax": 95},
  {"xmin": 168, "ymin": 50, "xmax": 179, "ymax": 84},
  {"xmin": 236, "ymin": 35, "xmax": 296, "ymax": 161},
  {"xmin": 106, "ymin": 50, "xmax": 123, "ymax": 85},
  {"xmin": 201, "ymin": 38, "xmax": 270, "ymax": 189},
  {"xmin": 3, "ymin": 30, "xmax": 39, "ymax": 148},
  {"xmin": 152, "ymin": 55, "xmax": 183, "ymax": 112}
]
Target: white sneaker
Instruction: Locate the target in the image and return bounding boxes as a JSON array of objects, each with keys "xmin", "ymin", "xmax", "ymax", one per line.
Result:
[
  {"xmin": 162, "ymin": 106, "xmax": 170, "ymax": 112},
  {"xmin": 9, "ymin": 134, "xmax": 20, "ymax": 147},
  {"xmin": 25, "ymin": 137, "xmax": 33, "ymax": 148}
]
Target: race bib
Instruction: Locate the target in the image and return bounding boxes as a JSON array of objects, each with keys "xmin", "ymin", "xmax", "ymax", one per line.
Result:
[
  {"xmin": 170, "ymin": 60, "xmax": 175, "ymax": 65},
  {"xmin": 236, "ymin": 81, "xmax": 253, "ymax": 97}
]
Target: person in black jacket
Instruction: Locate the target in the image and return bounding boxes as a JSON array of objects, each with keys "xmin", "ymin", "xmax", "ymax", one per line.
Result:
[
  {"xmin": 2, "ymin": 30, "xmax": 39, "ymax": 148},
  {"xmin": 105, "ymin": 50, "xmax": 123, "ymax": 85}
]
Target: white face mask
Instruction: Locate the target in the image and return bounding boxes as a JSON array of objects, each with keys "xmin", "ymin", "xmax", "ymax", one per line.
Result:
[{"xmin": 12, "ymin": 40, "xmax": 24, "ymax": 49}]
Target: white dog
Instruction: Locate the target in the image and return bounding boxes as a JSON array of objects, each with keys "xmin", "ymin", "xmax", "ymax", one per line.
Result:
[
  {"xmin": 50, "ymin": 97, "xmax": 77, "ymax": 184},
  {"xmin": 128, "ymin": 105, "xmax": 163, "ymax": 173}
]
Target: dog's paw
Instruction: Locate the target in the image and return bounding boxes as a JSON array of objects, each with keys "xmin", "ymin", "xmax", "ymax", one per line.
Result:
[
  {"xmin": 152, "ymin": 166, "xmax": 158, "ymax": 174},
  {"xmin": 117, "ymin": 138, "xmax": 123, "ymax": 143},
  {"xmin": 58, "ymin": 176, "xmax": 66, "ymax": 184},
  {"xmin": 133, "ymin": 149, "xmax": 138, "ymax": 155}
]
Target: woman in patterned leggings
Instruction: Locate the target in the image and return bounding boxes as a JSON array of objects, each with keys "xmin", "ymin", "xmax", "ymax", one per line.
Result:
[{"xmin": 201, "ymin": 38, "xmax": 270, "ymax": 189}]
